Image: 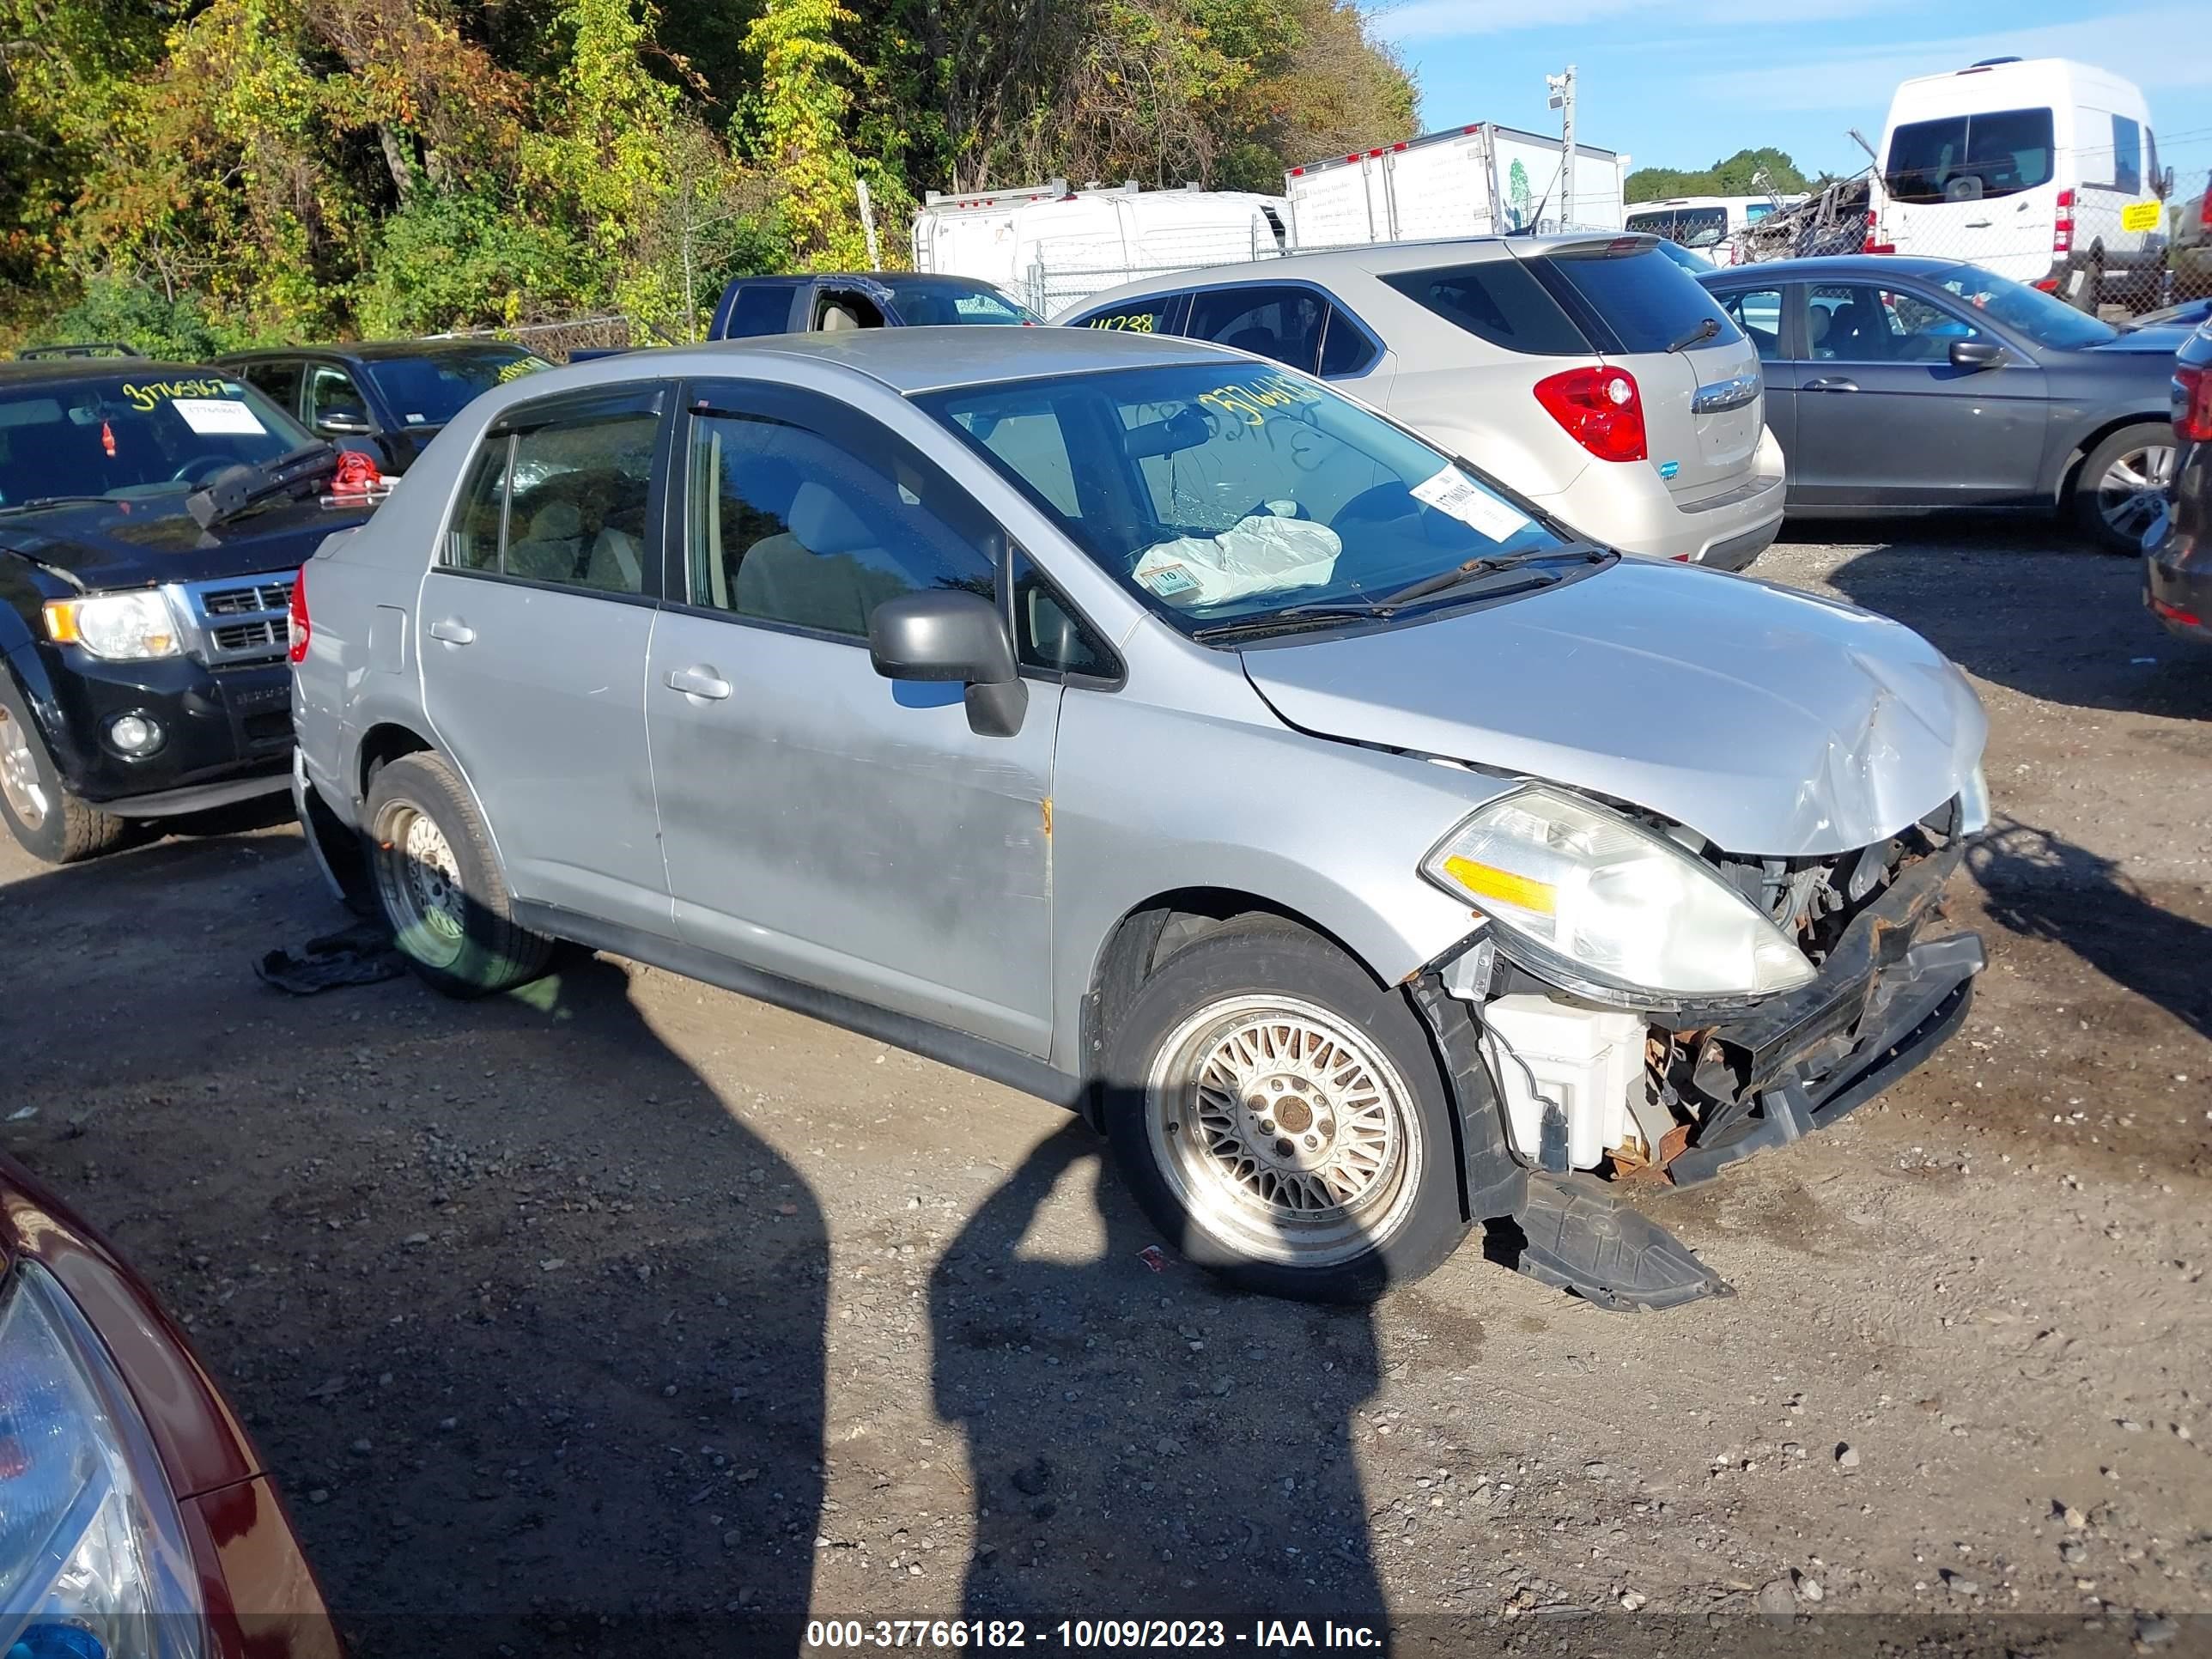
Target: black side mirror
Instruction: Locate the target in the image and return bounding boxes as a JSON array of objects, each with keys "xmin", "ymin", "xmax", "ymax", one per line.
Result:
[
  {"xmin": 867, "ymin": 589, "xmax": 1027, "ymax": 738},
  {"xmin": 318, "ymin": 406, "xmax": 374, "ymax": 436},
  {"xmin": 1949, "ymin": 338, "xmax": 2006, "ymax": 370}
]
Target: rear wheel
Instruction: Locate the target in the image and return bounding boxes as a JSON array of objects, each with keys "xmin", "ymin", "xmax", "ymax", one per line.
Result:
[
  {"xmin": 1102, "ymin": 920, "xmax": 1468, "ymax": 1301},
  {"xmin": 364, "ymin": 751, "xmax": 551, "ymax": 996},
  {"xmin": 0, "ymin": 676, "xmax": 130, "ymax": 865},
  {"xmin": 2072, "ymin": 422, "xmax": 2177, "ymax": 555}
]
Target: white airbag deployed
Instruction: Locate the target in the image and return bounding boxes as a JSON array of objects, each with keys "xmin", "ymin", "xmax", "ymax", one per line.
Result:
[{"xmin": 1132, "ymin": 514, "xmax": 1343, "ymax": 606}]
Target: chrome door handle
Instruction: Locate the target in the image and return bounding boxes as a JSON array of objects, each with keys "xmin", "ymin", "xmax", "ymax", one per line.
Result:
[
  {"xmin": 665, "ymin": 665, "xmax": 732, "ymax": 701},
  {"xmin": 428, "ymin": 618, "xmax": 475, "ymax": 645},
  {"xmin": 1804, "ymin": 377, "xmax": 1860, "ymax": 392}
]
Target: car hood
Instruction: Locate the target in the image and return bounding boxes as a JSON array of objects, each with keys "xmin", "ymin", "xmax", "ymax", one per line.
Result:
[
  {"xmin": 1237, "ymin": 561, "xmax": 1988, "ymax": 857},
  {"xmin": 0, "ymin": 491, "xmax": 372, "ymax": 589},
  {"xmin": 2081, "ymin": 325, "xmax": 2195, "ymax": 356}
]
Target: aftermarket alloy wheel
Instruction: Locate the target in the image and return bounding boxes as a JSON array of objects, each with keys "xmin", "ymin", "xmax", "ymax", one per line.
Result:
[
  {"xmin": 1103, "ymin": 920, "xmax": 1468, "ymax": 1301},
  {"xmin": 2074, "ymin": 422, "xmax": 2178, "ymax": 555},
  {"xmin": 365, "ymin": 751, "xmax": 551, "ymax": 997},
  {"xmin": 0, "ymin": 676, "xmax": 129, "ymax": 865}
]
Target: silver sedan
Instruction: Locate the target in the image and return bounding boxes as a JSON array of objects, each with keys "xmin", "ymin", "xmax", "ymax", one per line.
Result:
[{"xmin": 291, "ymin": 327, "xmax": 1990, "ymax": 1306}]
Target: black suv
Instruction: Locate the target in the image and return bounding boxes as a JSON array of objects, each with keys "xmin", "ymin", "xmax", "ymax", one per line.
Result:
[
  {"xmin": 216, "ymin": 338, "xmax": 551, "ymax": 475},
  {"xmin": 0, "ymin": 357, "xmax": 378, "ymax": 862}
]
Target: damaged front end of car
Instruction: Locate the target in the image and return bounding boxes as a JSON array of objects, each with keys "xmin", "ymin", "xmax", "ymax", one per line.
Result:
[{"xmin": 1405, "ymin": 780, "xmax": 1988, "ymax": 1313}]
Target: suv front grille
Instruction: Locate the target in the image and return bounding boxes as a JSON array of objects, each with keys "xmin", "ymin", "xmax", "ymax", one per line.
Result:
[{"xmin": 173, "ymin": 572, "xmax": 295, "ymax": 667}]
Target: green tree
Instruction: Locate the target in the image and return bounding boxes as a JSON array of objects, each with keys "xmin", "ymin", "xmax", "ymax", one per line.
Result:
[{"xmin": 1626, "ymin": 146, "xmax": 1808, "ymax": 204}]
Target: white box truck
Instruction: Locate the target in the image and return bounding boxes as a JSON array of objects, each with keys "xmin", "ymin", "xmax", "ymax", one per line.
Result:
[
  {"xmin": 1282, "ymin": 124, "xmax": 1629, "ymax": 250},
  {"xmin": 910, "ymin": 181, "xmax": 1291, "ymax": 316}
]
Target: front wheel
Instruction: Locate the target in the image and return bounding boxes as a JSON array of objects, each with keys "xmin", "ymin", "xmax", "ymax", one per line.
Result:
[
  {"xmin": 364, "ymin": 751, "xmax": 551, "ymax": 997},
  {"xmin": 1102, "ymin": 921, "xmax": 1468, "ymax": 1301},
  {"xmin": 2072, "ymin": 422, "xmax": 2178, "ymax": 555},
  {"xmin": 0, "ymin": 676, "xmax": 130, "ymax": 865}
]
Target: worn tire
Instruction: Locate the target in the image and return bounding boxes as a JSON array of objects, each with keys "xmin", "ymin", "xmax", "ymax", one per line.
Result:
[
  {"xmin": 363, "ymin": 751, "xmax": 551, "ymax": 997},
  {"xmin": 2071, "ymin": 421, "xmax": 2177, "ymax": 556},
  {"xmin": 0, "ymin": 673, "xmax": 131, "ymax": 865},
  {"xmin": 1100, "ymin": 918, "xmax": 1468, "ymax": 1302}
]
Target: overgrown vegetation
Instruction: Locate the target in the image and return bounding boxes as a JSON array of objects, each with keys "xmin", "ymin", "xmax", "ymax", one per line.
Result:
[{"xmin": 0, "ymin": 0, "xmax": 1413, "ymax": 349}]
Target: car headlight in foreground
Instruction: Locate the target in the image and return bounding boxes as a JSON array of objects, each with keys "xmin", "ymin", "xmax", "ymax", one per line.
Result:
[
  {"xmin": 1422, "ymin": 785, "xmax": 1817, "ymax": 1002},
  {"xmin": 40, "ymin": 593, "xmax": 183, "ymax": 664},
  {"xmin": 0, "ymin": 1261, "xmax": 202, "ymax": 1659}
]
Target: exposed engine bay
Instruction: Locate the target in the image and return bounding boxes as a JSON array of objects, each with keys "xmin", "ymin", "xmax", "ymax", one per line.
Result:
[{"xmin": 1448, "ymin": 795, "xmax": 1984, "ymax": 1188}]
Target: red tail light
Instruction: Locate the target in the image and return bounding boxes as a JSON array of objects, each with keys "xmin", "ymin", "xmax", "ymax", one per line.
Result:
[
  {"xmin": 1862, "ymin": 210, "xmax": 1894, "ymax": 255},
  {"xmin": 2053, "ymin": 188, "xmax": 2075, "ymax": 253},
  {"xmin": 288, "ymin": 564, "xmax": 310, "ymax": 665},
  {"xmin": 2177, "ymin": 364, "xmax": 2212, "ymax": 442},
  {"xmin": 1534, "ymin": 366, "xmax": 1647, "ymax": 463},
  {"xmin": 2200, "ymin": 183, "xmax": 2211, "ymax": 228}
]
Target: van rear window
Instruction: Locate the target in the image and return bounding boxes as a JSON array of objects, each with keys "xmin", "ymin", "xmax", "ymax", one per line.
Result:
[{"xmin": 1884, "ymin": 107, "xmax": 2055, "ymax": 204}]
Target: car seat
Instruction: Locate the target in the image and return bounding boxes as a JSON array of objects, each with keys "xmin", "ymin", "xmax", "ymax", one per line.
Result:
[
  {"xmin": 734, "ymin": 480, "xmax": 908, "ymax": 635},
  {"xmin": 504, "ymin": 500, "xmax": 584, "ymax": 581},
  {"xmin": 1225, "ymin": 325, "xmax": 1286, "ymax": 364},
  {"xmin": 1826, "ymin": 301, "xmax": 1875, "ymax": 357},
  {"xmin": 1808, "ymin": 307, "xmax": 1833, "ymax": 356}
]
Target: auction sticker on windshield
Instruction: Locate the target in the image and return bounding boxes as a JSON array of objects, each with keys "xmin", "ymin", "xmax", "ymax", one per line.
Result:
[
  {"xmin": 170, "ymin": 398, "xmax": 267, "ymax": 436},
  {"xmin": 1411, "ymin": 466, "xmax": 1531, "ymax": 542}
]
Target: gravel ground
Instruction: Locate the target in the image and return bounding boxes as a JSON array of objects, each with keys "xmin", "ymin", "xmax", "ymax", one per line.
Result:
[{"xmin": 3, "ymin": 522, "xmax": 2209, "ymax": 1657}]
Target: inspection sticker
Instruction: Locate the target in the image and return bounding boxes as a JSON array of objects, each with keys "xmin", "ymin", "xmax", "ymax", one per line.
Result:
[
  {"xmin": 1137, "ymin": 562, "xmax": 1200, "ymax": 597},
  {"xmin": 1410, "ymin": 466, "xmax": 1531, "ymax": 542},
  {"xmin": 170, "ymin": 398, "xmax": 267, "ymax": 436}
]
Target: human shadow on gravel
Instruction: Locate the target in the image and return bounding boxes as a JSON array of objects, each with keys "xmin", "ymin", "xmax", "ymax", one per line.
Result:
[
  {"xmin": 0, "ymin": 840, "xmax": 830, "ymax": 1659},
  {"xmin": 1968, "ymin": 815, "xmax": 2212, "ymax": 1041},
  {"xmin": 932, "ymin": 1125, "xmax": 1390, "ymax": 1646},
  {"xmin": 1825, "ymin": 534, "xmax": 2212, "ymax": 718}
]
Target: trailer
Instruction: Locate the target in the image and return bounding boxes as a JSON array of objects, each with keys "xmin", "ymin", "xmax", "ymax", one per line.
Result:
[
  {"xmin": 910, "ymin": 181, "xmax": 1291, "ymax": 315},
  {"xmin": 1283, "ymin": 124, "xmax": 1630, "ymax": 249}
]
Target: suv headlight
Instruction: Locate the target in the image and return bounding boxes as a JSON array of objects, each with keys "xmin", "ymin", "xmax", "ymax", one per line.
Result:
[
  {"xmin": 1422, "ymin": 785, "xmax": 1816, "ymax": 1001},
  {"xmin": 0, "ymin": 1262, "xmax": 203, "ymax": 1659},
  {"xmin": 41, "ymin": 593, "xmax": 182, "ymax": 662}
]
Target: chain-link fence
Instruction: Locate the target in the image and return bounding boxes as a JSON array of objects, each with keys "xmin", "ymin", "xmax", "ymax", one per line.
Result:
[{"xmin": 420, "ymin": 312, "xmax": 676, "ymax": 362}]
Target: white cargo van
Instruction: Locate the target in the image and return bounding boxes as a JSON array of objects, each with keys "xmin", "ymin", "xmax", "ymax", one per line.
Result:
[
  {"xmin": 1869, "ymin": 58, "xmax": 2171, "ymax": 307},
  {"xmin": 1624, "ymin": 195, "xmax": 1806, "ymax": 267},
  {"xmin": 910, "ymin": 181, "xmax": 1290, "ymax": 317}
]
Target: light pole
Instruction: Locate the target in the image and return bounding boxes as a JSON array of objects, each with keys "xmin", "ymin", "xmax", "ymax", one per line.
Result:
[{"xmin": 1547, "ymin": 66, "xmax": 1577, "ymax": 231}]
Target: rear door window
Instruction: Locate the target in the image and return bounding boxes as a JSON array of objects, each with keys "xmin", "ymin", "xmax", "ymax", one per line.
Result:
[
  {"xmin": 1073, "ymin": 293, "xmax": 1190, "ymax": 337},
  {"xmin": 1716, "ymin": 287, "xmax": 1788, "ymax": 360},
  {"xmin": 1184, "ymin": 287, "xmax": 1328, "ymax": 374},
  {"xmin": 722, "ymin": 285, "xmax": 796, "ymax": 338},
  {"xmin": 1316, "ymin": 306, "xmax": 1380, "ymax": 376},
  {"xmin": 237, "ymin": 360, "xmax": 303, "ymax": 416},
  {"xmin": 1380, "ymin": 258, "xmax": 1588, "ymax": 355},
  {"xmin": 1533, "ymin": 246, "xmax": 1743, "ymax": 356},
  {"xmin": 444, "ymin": 387, "xmax": 665, "ymax": 595},
  {"xmin": 1883, "ymin": 107, "xmax": 2055, "ymax": 204}
]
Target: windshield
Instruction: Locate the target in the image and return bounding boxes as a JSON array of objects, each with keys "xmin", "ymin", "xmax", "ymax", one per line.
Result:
[
  {"xmin": 879, "ymin": 279, "xmax": 1040, "ymax": 326},
  {"xmin": 919, "ymin": 362, "xmax": 1570, "ymax": 635},
  {"xmin": 1884, "ymin": 107, "xmax": 2054, "ymax": 204},
  {"xmin": 1934, "ymin": 264, "xmax": 2118, "ymax": 348},
  {"xmin": 362, "ymin": 346, "xmax": 551, "ymax": 428},
  {"xmin": 0, "ymin": 374, "xmax": 314, "ymax": 509}
]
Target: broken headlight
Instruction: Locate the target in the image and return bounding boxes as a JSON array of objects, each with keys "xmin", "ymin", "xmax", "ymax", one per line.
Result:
[
  {"xmin": 1422, "ymin": 786, "xmax": 1816, "ymax": 1002},
  {"xmin": 0, "ymin": 1262, "xmax": 204, "ymax": 1659}
]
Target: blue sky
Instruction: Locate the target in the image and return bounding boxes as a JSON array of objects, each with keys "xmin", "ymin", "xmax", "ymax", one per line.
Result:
[{"xmin": 1370, "ymin": 0, "xmax": 2212, "ymax": 185}]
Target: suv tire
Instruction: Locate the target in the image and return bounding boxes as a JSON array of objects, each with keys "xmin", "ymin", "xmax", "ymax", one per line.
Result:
[
  {"xmin": 364, "ymin": 751, "xmax": 552, "ymax": 997},
  {"xmin": 0, "ymin": 675, "xmax": 131, "ymax": 865},
  {"xmin": 1101, "ymin": 918, "xmax": 1468, "ymax": 1301}
]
